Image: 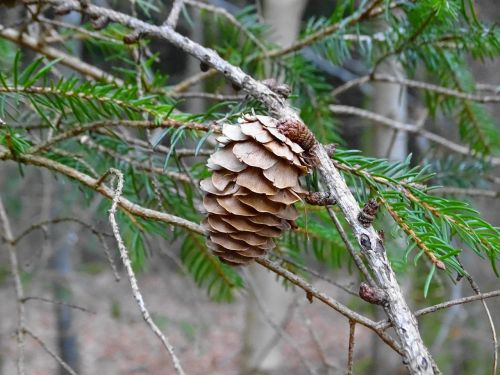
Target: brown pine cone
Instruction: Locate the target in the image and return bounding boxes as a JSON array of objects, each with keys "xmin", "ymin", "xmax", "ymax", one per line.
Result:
[
  {"xmin": 200, "ymin": 114, "xmax": 311, "ymax": 265},
  {"xmin": 276, "ymin": 118, "xmax": 316, "ymax": 152}
]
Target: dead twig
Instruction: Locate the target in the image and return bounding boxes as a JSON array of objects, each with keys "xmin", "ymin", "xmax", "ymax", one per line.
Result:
[
  {"xmin": 347, "ymin": 320, "xmax": 356, "ymax": 375},
  {"xmin": 0, "ymin": 195, "xmax": 26, "ymax": 375},
  {"xmin": 24, "ymin": 327, "xmax": 79, "ymax": 375},
  {"xmin": 106, "ymin": 168, "xmax": 187, "ymax": 375}
]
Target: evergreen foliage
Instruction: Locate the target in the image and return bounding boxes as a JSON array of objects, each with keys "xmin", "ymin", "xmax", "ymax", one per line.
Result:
[{"xmin": 0, "ymin": 0, "xmax": 498, "ymax": 303}]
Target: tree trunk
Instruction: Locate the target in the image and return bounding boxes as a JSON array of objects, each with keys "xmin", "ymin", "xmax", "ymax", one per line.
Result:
[{"xmin": 368, "ymin": 56, "xmax": 412, "ymax": 375}]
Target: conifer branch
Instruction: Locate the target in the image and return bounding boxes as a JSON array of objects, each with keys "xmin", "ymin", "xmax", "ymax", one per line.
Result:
[{"xmin": 0, "ymin": 24, "xmax": 122, "ymax": 84}]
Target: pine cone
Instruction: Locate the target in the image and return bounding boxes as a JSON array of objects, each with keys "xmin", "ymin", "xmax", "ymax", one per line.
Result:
[
  {"xmin": 276, "ymin": 118, "xmax": 316, "ymax": 152},
  {"xmin": 201, "ymin": 114, "xmax": 311, "ymax": 265}
]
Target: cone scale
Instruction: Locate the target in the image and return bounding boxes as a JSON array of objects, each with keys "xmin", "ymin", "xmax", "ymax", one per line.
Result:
[{"xmin": 200, "ymin": 114, "xmax": 311, "ymax": 265}]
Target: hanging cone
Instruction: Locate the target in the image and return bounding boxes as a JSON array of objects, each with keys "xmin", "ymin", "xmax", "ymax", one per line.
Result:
[{"xmin": 200, "ymin": 114, "xmax": 313, "ymax": 265}]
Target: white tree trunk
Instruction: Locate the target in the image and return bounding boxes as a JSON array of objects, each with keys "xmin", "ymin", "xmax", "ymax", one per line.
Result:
[
  {"xmin": 371, "ymin": 59, "xmax": 408, "ymax": 160},
  {"xmin": 369, "ymin": 57, "xmax": 413, "ymax": 374},
  {"xmin": 241, "ymin": 1, "xmax": 307, "ymax": 373}
]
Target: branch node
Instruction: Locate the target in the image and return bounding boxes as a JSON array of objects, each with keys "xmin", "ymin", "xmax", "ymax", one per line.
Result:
[
  {"xmin": 359, "ymin": 282, "xmax": 388, "ymax": 306},
  {"xmin": 90, "ymin": 15, "xmax": 109, "ymax": 30},
  {"xmin": 79, "ymin": 0, "xmax": 90, "ymax": 9},
  {"xmin": 358, "ymin": 198, "xmax": 379, "ymax": 227},
  {"xmin": 359, "ymin": 233, "xmax": 372, "ymax": 251},
  {"xmin": 305, "ymin": 191, "xmax": 336, "ymax": 206},
  {"xmin": 54, "ymin": 4, "xmax": 75, "ymax": 16},
  {"xmin": 123, "ymin": 30, "xmax": 142, "ymax": 45},
  {"xmin": 262, "ymin": 78, "xmax": 291, "ymax": 99},
  {"xmin": 324, "ymin": 143, "xmax": 336, "ymax": 158}
]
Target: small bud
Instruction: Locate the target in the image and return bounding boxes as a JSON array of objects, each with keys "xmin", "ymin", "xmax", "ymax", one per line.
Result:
[
  {"xmin": 358, "ymin": 199, "xmax": 379, "ymax": 227},
  {"xmin": 305, "ymin": 192, "xmax": 336, "ymax": 206},
  {"xmin": 306, "ymin": 290, "xmax": 314, "ymax": 304},
  {"xmin": 435, "ymin": 260, "xmax": 446, "ymax": 270},
  {"xmin": 123, "ymin": 30, "xmax": 141, "ymax": 44},
  {"xmin": 199, "ymin": 61, "xmax": 209, "ymax": 72},
  {"xmin": 231, "ymin": 82, "xmax": 242, "ymax": 91},
  {"xmin": 377, "ymin": 229, "xmax": 385, "ymax": 242},
  {"xmin": 79, "ymin": 0, "xmax": 90, "ymax": 8},
  {"xmin": 324, "ymin": 143, "xmax": 336, "ymax": 158},
  {"xmin": 359, "ymin": 282, "xmax": 387, "ymax": 306},
  {"xmin": 91, "ymin": 15, "xmax": 109, "ymax": 30}
]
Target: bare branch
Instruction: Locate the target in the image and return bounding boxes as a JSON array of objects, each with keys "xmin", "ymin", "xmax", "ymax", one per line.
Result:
[
  {"xmin": 0, "ymin": 195, "xmax": 26, "ymax": 375},
  {"xmin": 79, "ymin": 136, "xmax": 192, "ymax": 183},
  {"xmin": 170, "ymin": 69, "xmax": 218, "ymax": 93},
  {"xmin": 184, "ymin": 0, "xmax": 267, "ymax": 52},
  {"xmin": 165, "ymin": 0, "xmax": 185, "ymax": 28},
  {"xmin": 0, "ymin": 151, "xmax": 204, "ymax": 234},
  {"xmin": 0, "ymin": 24, "xmax": 122, "ymax": 84},
  {"xmin": 12, "ymin": 216, "xmax": 120, "ymax": 281},
  {"xmin": 243, "ymin": 270, "xmax": 318, "ymax": 375},
  {"xmin": 334, "ymin": 73, "xmax": 500, "ymax": 103},
  {"xmin": 106, "ymin": 168, "xmax": 187, "ymax": 375},
  {"xmin": 24, "ymin": 327, "xmax": 79, "ymax": 375},
  {"xmin": 377, "ymin": 290, "xmax": 500, "ymax": 330},
  {"xmin": 273, "ymin": 254, "xmax": 358, "ymax": 296},
  {"xmin": 171, "ymin": 92, "xmax": 245, "ymax": 101},
  {"xmin": 326, "ymin": 207, "xmax": 375, "ymax": 286},
  {"xmin": 262, "ymin": 0, "xmax": 392, "ymax": 58},
  {"xmin": 21, "ymin": 296, "xmax": 96, "ymax": 314},
  {"xmin": 330, "ymin": 104, "xmax": 500, "ymax": 166},
  {"xmin": 430, "ymin": 187, "xmax": 499, "ymax": 199},
  {"xmin": 255, "ymin": 257, "xmax": 403, "ymax": 356},
  {"xmin": 457, "ymin": 260, "xmax": 498, "ymax": 375},
  {"xmin": 28, "ymin": 119, "xmax": 214, "ymax": 155},
  {"xmin": 347, "ymin": 320, "xmax": 356, "ymax": 375}
]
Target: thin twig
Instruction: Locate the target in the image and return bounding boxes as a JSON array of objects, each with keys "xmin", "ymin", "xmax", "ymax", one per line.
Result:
[
  {"xmin": 170, "ymin": 69, "xmax": 218, "ymax": 93},
  {"xmin": 0, "ymin": 195, "xmax": 26, "ymax": 375},
  {"xmin": 326, "ymin": 207, "xmax": 375, "ymax": 286},
  {"xmin": 106, "ymin": 168, "xmax": 186, "ymax": 375},
  {"xmin": 377, "ymin": 290, "xmax": 500, "ymax": 330},
  {"xmin": 430, "ymin": 187, "xmax": 499, "ymax": 199},
  {"xmin": 336, "ymin": 73, "xmax": 500, "ymax": 103},
  {"xmin": 24, "ymin": 327, "xmax": 79, "ymax": 375},
  {"xmin": 262, "ymin": 0, "xmax": 390, "ymax": 58},
  {"xmin": 29, "ymin": 118, "xmax": 215, "ymax": 155},
  {"xmin": 252, "ymin": 297, "xmax": 300, "ymax": 368},
  {"xmin": 12, "ymin": 216, "xmax": 120, "ymax": 281},
  {"xmin": 107, "ymin": 132, "xmax": 212, "ymax": 157},
  {"xmin": 80, "ymin": 136, "xmax": 191, "ymax": 183},
  {"xmin": 347, "ymin": 320, "xmax": 356, "ymax": 375},
  {"xmin": 330, "ymin": 104, "xmax": 500, "ymax": 166},
  {"xmin": 243, "ymin": 269, "xmax": 318, "ymax": 375},
  {"xmin": 298, "ymin": 308, "xmax": 338, "ymax": 372},
  {"xmin": 22, "ymin": 296, "xmax": 96, "ymax": 314},
  {"xmin": 456, "ymin": 258, "xmax": 498, "ymax": 375},
  {"xmin": 255, "ymin": 258, "xmax": 403, "ymax": 356},
  {"xmin": 171, "ymin": 92, "xmax": 245, "ymax": 100},
  {"xmin": 272, "ymin": 254, "xmax": 358, "ymax": 296},
  {"xmin": 184, "ymin": 0, "xmax": 267, "ymax": 52},
  {"xmin": 165, "ymin": 0, "xmax": 185, "ymax": 27},
  {"xmin": 0, "ymin": 24, "xmax": 121, "ymax": 84}
]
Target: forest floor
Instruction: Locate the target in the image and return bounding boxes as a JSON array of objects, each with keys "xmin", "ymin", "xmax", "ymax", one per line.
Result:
[{"xmin": 0, "ymin": 264, "xmax": 376, "ymax": 375}]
